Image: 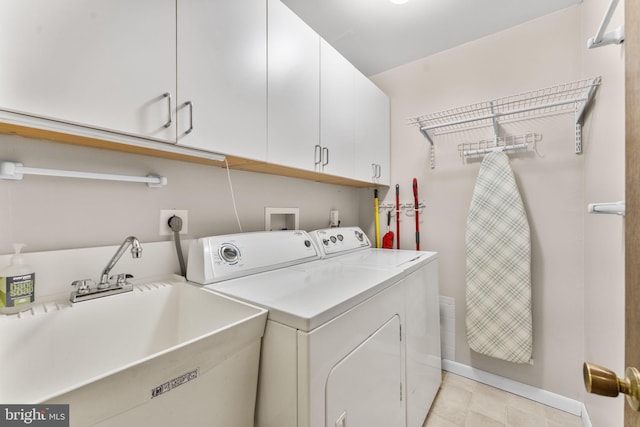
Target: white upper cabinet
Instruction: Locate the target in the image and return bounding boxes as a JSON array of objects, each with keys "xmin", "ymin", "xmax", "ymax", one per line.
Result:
[
  {"xmin": 0, "ymin": 0, "xmax": 177, "ymax": 142},
  {"xmin": 176, "ymin": 0, "xmax": 267, "ymax": 161},
  {"xmin": 320, "ymin": 39, "xmax": 390, "ymax": 185},
  {"xmin": 0, "ymin": 0, "xmax": 390, "ymax": 186},
  {"xmin": 354, "ymin": 76, "xmax": 390, "ymax": 185},
  {"xmin": 267, "ymin": 3, "xmax": 390, "ymax": 185},
  {"xmin": 267, "ymin": 0, "xmax": 320, "ymax": 171},
  {"xmin": 320, "ymin": 39, "xmax": 355, "ymax": 178}
]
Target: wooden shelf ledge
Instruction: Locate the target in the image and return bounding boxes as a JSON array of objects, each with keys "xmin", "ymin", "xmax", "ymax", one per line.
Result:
[{"xmin": 0, "ymin": 122, "xmax": 383, "ymax": 188}]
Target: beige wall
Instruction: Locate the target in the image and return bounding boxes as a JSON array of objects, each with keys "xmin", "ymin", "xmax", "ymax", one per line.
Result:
[
  {"xmin": 0, "ymin": 135, "xmax": 361, "ymax": 254},
  {"xmin": 370, "ymin": 2, "xmax": 624, "ymax": 423},
  {"xmin": 581, "ymin": 0, "xmax": 626, "ymax": 425}
]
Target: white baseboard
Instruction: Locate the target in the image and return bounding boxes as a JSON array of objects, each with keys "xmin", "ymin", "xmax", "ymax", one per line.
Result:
[
  {"xmin": 441, "ymin": 359, "xmax": 591, "ymax": 427},
  {"xmin": 580, "ymin": 406, "xmax": 592, "ymax": 427}
]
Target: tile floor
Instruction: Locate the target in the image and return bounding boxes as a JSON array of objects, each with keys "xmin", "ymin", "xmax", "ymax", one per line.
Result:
[{"xmin": 423, "ymin": 372, "xmax": 584, "ymax": 427}]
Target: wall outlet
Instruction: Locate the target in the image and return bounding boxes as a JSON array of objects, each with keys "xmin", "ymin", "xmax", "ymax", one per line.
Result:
[{"xmin": 159, "ymin": 209, "xmax": 188, "ymax": 236}]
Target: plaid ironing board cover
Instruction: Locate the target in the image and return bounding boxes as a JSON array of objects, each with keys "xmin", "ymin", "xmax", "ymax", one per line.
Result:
[{"xmin": 466, "ymin": 151, "xmax": 532, "ymax": 363}]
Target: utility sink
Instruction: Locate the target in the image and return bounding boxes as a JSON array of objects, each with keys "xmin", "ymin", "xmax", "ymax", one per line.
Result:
[{"xmin": 0, "ymin": 276, "xmax": 267, "ymax": 427}]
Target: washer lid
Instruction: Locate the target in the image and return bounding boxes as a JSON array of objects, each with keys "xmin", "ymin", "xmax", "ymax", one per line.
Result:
[
  {"xmin": 335, "ymin": 248, "xmax": 438, "ymax": 272},
  {"xmin": 205, "ymin": 259, "xmax": 398, "ymax": 332}
]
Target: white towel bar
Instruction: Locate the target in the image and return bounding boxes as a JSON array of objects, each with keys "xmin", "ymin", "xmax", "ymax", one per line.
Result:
[{"xmin": 0, "ymin": 161, "xmax": 167, "ymax": 188}]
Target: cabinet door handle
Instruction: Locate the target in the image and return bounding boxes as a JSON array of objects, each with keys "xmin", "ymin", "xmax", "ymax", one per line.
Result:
[
  {"xmin": 372, "ymin": 164, "xmax": 381, "ymax": 180},
  {"xmin": 162, "ymin": 92, "xmax": 172, "ymax": 128},
  {"xmin": 184, "ymin": 101, "xmax": 193, "ymax": 135},
  {"xmin": 314, "ymin": 145, "xmax": 322, "ymax": 165},
  {"xmin": 322, "ymin": 147, "xmax": 329, "ymax": 166}
]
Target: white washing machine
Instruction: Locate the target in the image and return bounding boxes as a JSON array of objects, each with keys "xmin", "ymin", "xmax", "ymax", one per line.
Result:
[
  {"xmin": 186, "ymin": 230, "xmax": 408, "ymax": 427},
  {"xmin": 309, "ymin": 227, "xmax": 441, "ymax": 427}
]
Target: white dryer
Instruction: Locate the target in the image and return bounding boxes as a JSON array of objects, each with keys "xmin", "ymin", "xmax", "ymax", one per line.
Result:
[
  {"xmin": 187, "ymin": 230, "xmax": 408, "ymax": 427},
  {"xmin": 309, "ymin": 227, "xmax": 441, "ymax": 427}
]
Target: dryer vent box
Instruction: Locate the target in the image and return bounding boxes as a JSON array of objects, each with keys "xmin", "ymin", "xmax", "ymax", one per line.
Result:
[{"xmin": 265, "ymin": 207, "xmax": 299, "ymax": 231}]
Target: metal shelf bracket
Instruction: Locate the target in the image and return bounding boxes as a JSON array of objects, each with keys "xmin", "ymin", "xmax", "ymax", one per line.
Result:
[
  {"xmin": 587, "ymin": 0, "xmax": 624, "ymax": 49},
  {"xmin": 588, "ymin": 201, "xmax": 625, "ymax": 216}
]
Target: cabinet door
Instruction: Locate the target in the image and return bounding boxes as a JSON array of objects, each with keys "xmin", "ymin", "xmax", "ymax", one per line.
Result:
[
  {"xmin": 267, "ymin": 0, "xmax": 320, "ymax": 170},
  {"xmin": 354, "ymin": 76, "xmax": 391, "ymax": 185},
  {"xmin": 320, "ymin": 39, "xmax": 355, "ymax": 177},
  {"xmin": 177, "ymin": 0, "xmax": 267, "ymax": 161},
  {"xmin": 0, "ymin": 0, "xmax": 176, "ymax": 142}
]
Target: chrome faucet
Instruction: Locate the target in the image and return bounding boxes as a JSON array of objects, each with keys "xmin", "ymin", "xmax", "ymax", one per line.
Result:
[
  {"xmin": 70, "ymin": 236, "xmax": 142, "ymax": 303},
  {"xmin": 98, "ymin": 236, "xmax": 142, "ymax": 288}
]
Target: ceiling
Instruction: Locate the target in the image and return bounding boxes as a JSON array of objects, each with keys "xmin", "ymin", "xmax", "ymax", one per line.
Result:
[{"xmin": 281, "ymin": 0, "xmax": 582, "ymax": 76}]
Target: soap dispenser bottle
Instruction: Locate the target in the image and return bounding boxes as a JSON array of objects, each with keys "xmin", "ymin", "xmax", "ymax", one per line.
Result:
[{"xmin": 0, "ymin": 244, "xmax": 35, "ymax": 314}]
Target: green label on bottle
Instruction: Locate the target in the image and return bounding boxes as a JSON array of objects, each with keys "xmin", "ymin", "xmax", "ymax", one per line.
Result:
[{"xmin": 1, "ymin": 273, "xmax": 35, "ymax": 308}]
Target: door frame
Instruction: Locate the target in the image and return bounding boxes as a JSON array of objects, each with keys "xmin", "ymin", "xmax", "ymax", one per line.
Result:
[{"xmin": 625, "ymin": 0, "xmax": 640, "ymax": 425}]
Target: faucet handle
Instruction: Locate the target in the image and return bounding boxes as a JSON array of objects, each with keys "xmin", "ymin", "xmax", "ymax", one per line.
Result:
[
  {"xmin": 110, "ymin": 273, "xmax": 134, "ymax": 287},
  {"xmin": 71, "ymin": 279, "xmax": 95, "ymax": 294}
]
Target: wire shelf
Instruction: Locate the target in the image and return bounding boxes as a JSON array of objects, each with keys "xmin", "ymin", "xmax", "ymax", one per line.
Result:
[
  {"xmin": 408, "ymin": 77, "xmax": 601, "ymax": 168},
  {"xmin": 409, "ymin": 77, "xmax": 600, "ymax": 135}
]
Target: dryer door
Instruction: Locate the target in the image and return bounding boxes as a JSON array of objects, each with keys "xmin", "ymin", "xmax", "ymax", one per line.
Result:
[{"xmin": 325, "ymin": 315, "xmax": 403, "ymax": 427}]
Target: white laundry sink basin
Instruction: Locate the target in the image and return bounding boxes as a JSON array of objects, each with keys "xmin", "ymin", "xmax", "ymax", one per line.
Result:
[{"xmin": 0, "ymin": 276, "xmax": 267, "ymax": 427}]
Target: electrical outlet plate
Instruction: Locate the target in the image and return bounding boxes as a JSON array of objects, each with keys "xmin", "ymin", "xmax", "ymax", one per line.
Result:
[{"xmin": 160, "ymin": 209, "xmax": 188, "ymax": 236}]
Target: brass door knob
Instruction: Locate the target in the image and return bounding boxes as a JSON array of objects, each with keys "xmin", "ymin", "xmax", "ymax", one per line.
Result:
[{"xmin": 583, "ymin": 362, "xmax": 640, "ymax": 411}]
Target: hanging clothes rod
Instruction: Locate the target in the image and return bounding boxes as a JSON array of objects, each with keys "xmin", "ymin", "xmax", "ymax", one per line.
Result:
[
  {"xmin": 0, "ymin": 161, "xmax": 167, "ymax": 187},
  {"xmin": 458, "ymin": 132, "xmax": 541, "ymax": 158},
  {"xmin": 587, "ymin": 0, "xmax": 624, "ymax": 49},
  {"xmin": 461, "ymin": 144, "xmax": 526, "ymax": 157}
]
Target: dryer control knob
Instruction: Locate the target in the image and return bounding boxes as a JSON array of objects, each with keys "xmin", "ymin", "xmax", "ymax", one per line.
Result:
[{"xmin": 219, "ymin": 244, "xmax": 240, "ymax": 263}]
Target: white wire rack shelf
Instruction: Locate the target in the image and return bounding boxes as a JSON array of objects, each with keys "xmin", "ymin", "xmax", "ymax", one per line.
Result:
[{"xmin": 408, "ymin": 77, "xmax": 601, "ymax": 169}]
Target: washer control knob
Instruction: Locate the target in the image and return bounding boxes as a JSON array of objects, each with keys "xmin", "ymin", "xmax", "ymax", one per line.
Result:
[
  {"xmin": 337, "ymin": 234, "xmax": 344, "ymax": 241},
  {"xmin": 355, "ymin": 230, "xmax": 364, "ymax": 241},
  {"xmin": 330, "ymin": 236, "xmax": 337, "ymax": 243},
  {"xmin": 323, "ymin": 239, "xmax": 330, "ymax": 246},
  {"xmin": 219, "ymin": 244, "xmax": 240, "ymax": 263},
  {"xmin": 304, "ymin": 240, "xmax": 312, "ymax": 248}
]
